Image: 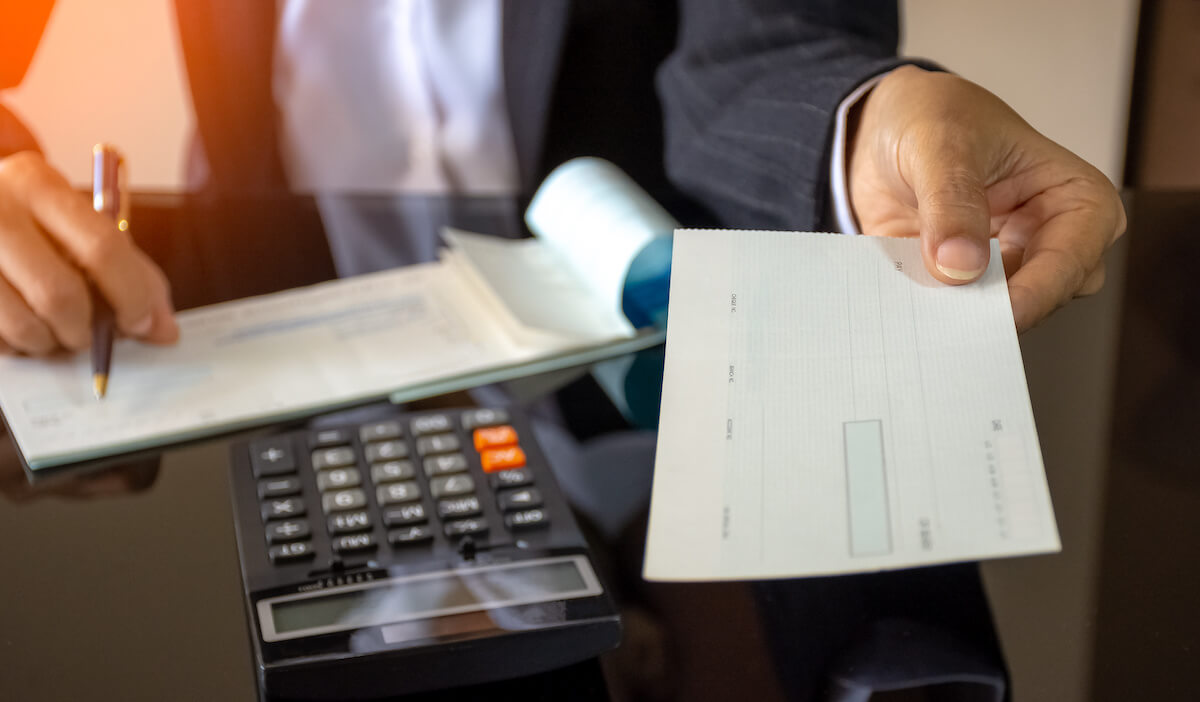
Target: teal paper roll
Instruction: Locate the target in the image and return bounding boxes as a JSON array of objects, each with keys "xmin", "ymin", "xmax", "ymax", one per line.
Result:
[{"xmin": 622, "ymin": 235, "xmax": 673, "ymax": 330}]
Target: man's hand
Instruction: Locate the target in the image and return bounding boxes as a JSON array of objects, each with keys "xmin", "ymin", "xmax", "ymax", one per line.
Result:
[
  {"xmin": 0, "ymin": 151, "xmax": 178, "ymax": 354},
  {"xmin": 848, "ymin": 66, "xmax": 1126, "ymax": 332}
]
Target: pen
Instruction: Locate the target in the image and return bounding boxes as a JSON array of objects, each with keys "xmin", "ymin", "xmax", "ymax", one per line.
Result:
[{"xmin": 91, "ymin": 144, "xmax": 126, "ymax": 400}]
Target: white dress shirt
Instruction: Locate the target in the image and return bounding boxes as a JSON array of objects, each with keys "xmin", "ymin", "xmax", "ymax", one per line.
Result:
[{"xmin": 274, "ymin": 0, "xmax": 518, "ymax": 195}]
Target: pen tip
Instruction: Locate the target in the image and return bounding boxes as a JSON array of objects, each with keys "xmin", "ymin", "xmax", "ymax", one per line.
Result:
[{"xmin": 93, "ymin": 374, "xmax": 108, "ymax": 400}]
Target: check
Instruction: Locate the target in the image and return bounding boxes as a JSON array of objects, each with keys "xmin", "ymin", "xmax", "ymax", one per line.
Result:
[{"xmin": 644, "ymin": 230, "xmax": 1060, "ymax": 580}]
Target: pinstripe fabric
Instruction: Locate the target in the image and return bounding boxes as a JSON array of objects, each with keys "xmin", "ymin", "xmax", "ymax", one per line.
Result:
[{"xmin": 657, "ymin": 0, "xmax": 919, "ymax": 230}]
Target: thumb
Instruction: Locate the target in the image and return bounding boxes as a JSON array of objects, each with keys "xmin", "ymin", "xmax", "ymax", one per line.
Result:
[{"xmin": 909, "ymin": 155, "xmax": 992, "ymax": 284}]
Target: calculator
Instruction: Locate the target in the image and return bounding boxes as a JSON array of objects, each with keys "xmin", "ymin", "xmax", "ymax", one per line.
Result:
[{"xmin": 229, "ymin": 407, "xmax": 622, "ymax": 700}]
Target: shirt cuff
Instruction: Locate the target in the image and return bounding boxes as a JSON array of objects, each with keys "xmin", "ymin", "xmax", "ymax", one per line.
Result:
[{"xmin": 830, "ymin": 73, "xmax": 889, "ymax": 236}]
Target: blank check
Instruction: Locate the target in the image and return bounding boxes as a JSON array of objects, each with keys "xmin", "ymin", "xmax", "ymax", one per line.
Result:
[{"xmin": 643, "ymin": 230, "xmax": 1060, "ymax": 580}]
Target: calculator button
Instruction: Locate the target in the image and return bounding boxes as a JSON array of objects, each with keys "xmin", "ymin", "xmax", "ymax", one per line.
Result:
[
  {"xmin": 327, "ymin": 510, "xmax": 372, "ymax": 534},
  {"xmin": 251, "ymin": 438, "xmax": 295, "ymax": 477},
  {"xmin": 365, "ymin": 440, "xmax": 409, "ymax": 463},
  {"xmin": 437, "ymin": 496, "xmax": 483, "ymax": 519},
  {"xmin": 388, "ymin": 525, "xmax": 434, "ymax": 546},
  {"xmin": 332, "ymin": 533, "xmax": 376, "ymax": 553},
  {"xmin": 498, "ymin": 488, "xmax": 543, "ymax": 512},
  {"xmin": 423, "ymin": 454, "xmax": 469, "ymax": 477},
  {"xmin": 473, "ymin": 425, "xmax": 519, "ymax": 451},
  {"xmin": 309, "ymin": 428, "xmax": 351, "ymax": 448},
  {"xmin": 489, "ymin": 467, "xmax": 533, "ymax": 489},
  {"xmin": 480, "ymin": 446, "xmax": 526, "ymax": 473},
  {"xmin": 316, "ymin": 467, "xmax": 362, "ymax": 491},
  {"xmin": 360, "ymin": 420, "xmax": 403, "ymax": 442},
  {"xmin": 383, "ymin": 503, "xmax": 427, "ymax": 526},
  {"xmin": 376, "ymin": 481, "xmax": 422, "ymax": 505},
  {"xmin": 505, "ymin": 509, "xmax": 549, "ymax": 530},
  {"xmin": 371, "ymin": 460, "xmax": 416, "ymax": 484},
  {"xmin": 410, "ymin": 414, "xmax": 453, "ymax": 436},
  {"xmin": 258, "ymin": 476, "xmax": 302, "ymax": 499},
  {"xmin": 312, "ymin": 447, "xmax": 356, "ymax": 470},
  {"xmin": 322, "ymin": 488, "xmax": 367, "ymax": 513},
  {"xmin": 262, "ymin": 498, "xmax": 306, "ymax": 521},
  {"xmin": 269, "ymin": 541, "xmax": 314, "ymax": 563},
  {"xmin": 461, "ymin": 408, "xmax": 509, "ymax": 430},
  {"xmin": 430, "ymin": 474, "xmax": 475, "ymax": 498},
  {"xmin": 444, "ymin": 518, "xmax": 489, "ymax": 538},
  {"xmin": 266, "ymin": 519, "xmax": 311, "ymax": 543},
  {"xmin": 416, "ymin": 434, "xmax": 461, "ymax": 456}
]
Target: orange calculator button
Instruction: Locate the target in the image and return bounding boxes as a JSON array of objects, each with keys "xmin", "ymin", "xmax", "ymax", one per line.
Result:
[
  {"xmin": 473, "ymin": 425, "xmax": 519, "ymax": 451},
  {"xmin": 480, "ymin": 446, "xmax": 526, "ymax": 473}
]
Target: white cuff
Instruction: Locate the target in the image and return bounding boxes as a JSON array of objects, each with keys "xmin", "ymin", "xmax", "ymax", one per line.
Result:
[{"xmin": 830, "ymin": 73, "xmax": 888, "ymax": 236}]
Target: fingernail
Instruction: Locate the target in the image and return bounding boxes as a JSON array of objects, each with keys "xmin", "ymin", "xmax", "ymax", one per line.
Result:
[
  {"xmin": 129, "ymin": 313, "xmax": 154, "ymax": 337},
  {"xmin": 936, "ymin": 238, "xmax": 988, "ymax": 281}
]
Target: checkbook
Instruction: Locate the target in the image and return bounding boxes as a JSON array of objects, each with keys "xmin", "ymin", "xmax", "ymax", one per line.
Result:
[
  {"xmin": 0, "ymin": 229, "xmax": 663, "ymax": 471},
  {"xmin": 643, "ymin": 230, "xmax": 1060, "ymax": 580}
]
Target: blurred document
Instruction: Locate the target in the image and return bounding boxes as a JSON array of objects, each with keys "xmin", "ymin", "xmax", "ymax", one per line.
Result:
[
  {"xmin": 644, "ymin": 230, "xmax": 1059, "ymax": 580},
  {"xmin": 0, "ymin": 233, "xmax": 659, "ymax": 470}
]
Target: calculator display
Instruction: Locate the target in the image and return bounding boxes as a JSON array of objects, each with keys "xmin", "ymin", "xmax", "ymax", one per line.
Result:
[{"xmin": 259, "ymin": 556, "xmax": 601, "ymax": 642}]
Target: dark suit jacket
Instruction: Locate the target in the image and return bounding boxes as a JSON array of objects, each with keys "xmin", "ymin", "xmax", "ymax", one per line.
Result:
[{"xmin": 172, "ymin": 0, "xmax": 912, "ymax": 231}]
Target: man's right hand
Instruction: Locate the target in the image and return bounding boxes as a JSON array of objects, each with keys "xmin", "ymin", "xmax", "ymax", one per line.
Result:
[{"xmin": 0, "ymin": 151, "xmax": 178, "ymax": 355}]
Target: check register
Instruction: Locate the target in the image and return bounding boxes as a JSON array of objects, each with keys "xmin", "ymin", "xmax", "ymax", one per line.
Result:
[{"xmin": 229, "ymin": 407, "xmax": 621, "ymax": 700}]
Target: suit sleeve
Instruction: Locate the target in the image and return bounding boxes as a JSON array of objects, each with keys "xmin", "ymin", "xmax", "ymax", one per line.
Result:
[
  {"xmin": 657, "ymin": 0, "xmax": 927, "ymax": 230},
  {"xmin": 1, "ymin": 0, "xmax": 54, "ymax": 156},
  {"xmin": 0, "ymin": 0, "xmax": 55, "ymax": 90}
]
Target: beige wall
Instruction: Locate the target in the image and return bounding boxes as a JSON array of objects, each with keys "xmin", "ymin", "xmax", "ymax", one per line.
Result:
[
  {"xmin": 0, "ymin": 0, "xmax": 192, "ymax": 190},
  {"xmin": 903, "ymin": 1, "xmax": 1139, "ymax": 184}
]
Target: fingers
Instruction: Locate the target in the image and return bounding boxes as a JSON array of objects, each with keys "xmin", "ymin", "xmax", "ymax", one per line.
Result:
[
  {"xmin": 0, "ymin": 274, "xmax": 57, "ymax": 354},
  {"xmin": 1006, "ymin": 201, "xmax": 1119, "ymax": 332},
  {"xmin": 1077, "ymin": 263, "xmax": 1106, "ymax": 297},
  {"xmin": 0, "ymin": 201, "xmax": 92, "ymax": 350},
  {"xmin": 903, "ymin": 132, "xmax": 994, "ymax": 285},
  {"xmin": 0, "ymin": 152, "xmax": 177, "ymax": 354},
  {"xmin": 1, "ymin": 152, "xmax": 169, "ymax": 337}
]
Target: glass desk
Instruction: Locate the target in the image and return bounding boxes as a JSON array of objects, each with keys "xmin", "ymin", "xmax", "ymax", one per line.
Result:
[{"xmin": 1, "ymin": 192, "xmax": 1196, "ymax": 701}]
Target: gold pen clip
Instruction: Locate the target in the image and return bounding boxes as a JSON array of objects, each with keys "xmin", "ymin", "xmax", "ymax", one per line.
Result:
[{"xmin": 91, "ymin": 143, "xmax": 127, "ymax": 230}]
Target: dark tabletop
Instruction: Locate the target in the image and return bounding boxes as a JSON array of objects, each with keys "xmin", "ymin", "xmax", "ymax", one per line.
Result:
[{"xmin": 0, "ymin": 191, "xmax": 1196, "ymax": 702}]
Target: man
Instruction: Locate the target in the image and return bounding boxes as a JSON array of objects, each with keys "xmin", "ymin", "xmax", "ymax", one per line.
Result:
[{"xmin": 0, "ymin": 1, "xmax": 1124, "ymax": 698}]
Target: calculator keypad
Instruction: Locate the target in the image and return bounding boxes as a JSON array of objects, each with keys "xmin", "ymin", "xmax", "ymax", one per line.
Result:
[
  {"xmin": 251, "ymin": 438, "xmax": 296, "ymax": 477},
  {"xmin": 388, "ymin": 525, "xmax": 434, "ymax": 545},
  {"xmin": 328, "ymin": 511, "xmax": 371, "ymax": 534},
  {"xmin": 323, "ymin": 489, "xmax": 367, "ymax": 513},
  {"xmin": 371, "ymin": 461, "xmax": 415, "ymax": 483},
  {"xmin": 262, "ymin": 497, "xmax": 305, "ymax": 521},
  {"xmin": 258, "ymin": 476, "xmax": 302, "ymax": 499},
  {"xmin": 267, "ymin": 519, "xmax": 311, "ymax": 543},
  {"xmin": 479, "ymin": 446, "xmax": 526, "ymax": 473},
  {"xmin": 376, "ymin": 482, "xmax": 422, "ymax": 505},
  {"xmin": 312, "ymin": 447, "xmax": 356, "ymax": 470},
  {"xmin": 416, "ymin": 434, "xmax": 460, "ymax": 456},
  {"xmin": 383, "ymin": 503, "xmax": 427, "ymax": 526},
  {"xmin": 316, "ymin": 467, "xmax": 361, "ymax": 491},
  {"xmin": 252, "ymin": 411, "xmax": 549, "ymax": 566}
]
